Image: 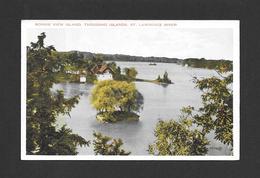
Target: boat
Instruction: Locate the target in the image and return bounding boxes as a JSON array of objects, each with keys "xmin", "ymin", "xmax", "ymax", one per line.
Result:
[{"xmin": 149, "ymin": 62, "xmax": 157, "ymax": 65}]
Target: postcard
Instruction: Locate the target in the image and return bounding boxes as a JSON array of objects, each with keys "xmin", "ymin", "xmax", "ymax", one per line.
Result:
[{"xmin": 21, "ymin": 20, "xmax": 239, "ymax": 160}]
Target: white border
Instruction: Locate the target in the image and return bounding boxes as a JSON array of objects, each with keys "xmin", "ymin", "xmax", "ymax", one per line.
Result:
[{"xmin": 21, "ymin": 20, "xmax": 240, "ymax": 160}]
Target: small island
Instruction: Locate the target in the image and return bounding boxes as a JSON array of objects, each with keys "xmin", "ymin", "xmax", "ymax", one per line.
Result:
[
  {"xmin": 155, "ymin": 71, "xmax": 172, "ymax": 84},
  {"xmin": 91, "ymin": 80, "xmax": 143, "ymax": 123},
  {"xmin": 135, "ymin": 71, "xmax": 173, "ymax": 86}
]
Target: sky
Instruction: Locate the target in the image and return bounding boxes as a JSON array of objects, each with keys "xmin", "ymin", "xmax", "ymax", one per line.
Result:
[{"xmin": 26, "ymin": 27, "xmax": 233, "ymax": 60}]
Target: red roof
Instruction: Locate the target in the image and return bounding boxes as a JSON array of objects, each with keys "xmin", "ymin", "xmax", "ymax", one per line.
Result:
[{"xmin": 91, "ymin": 64, "xmax": 113, "ymax": 74}]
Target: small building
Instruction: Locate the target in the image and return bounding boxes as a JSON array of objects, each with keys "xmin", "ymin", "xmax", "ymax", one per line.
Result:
[
  {"xmin": 91, "ymin": 64, "xmax": 113, "ymax": 81},
  {"xmin": 80, "ymin": 75, "xmax": 87, "ymax": 83},
  {"xmin": 97, "ymin": 71, "xmax": 113, "ymax": 81}
]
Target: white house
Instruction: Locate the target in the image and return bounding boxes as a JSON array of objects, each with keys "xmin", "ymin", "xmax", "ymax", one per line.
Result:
[
  {"xmin": 91, "ymin": 64, "xmax": 113, "ymax": 81},
  {"xmin": 80, "ymin": 75, "xmax": 87, "ymax": 83},
  {"xmin": 97, "ymin": 70, "xmax": 113, "ymax": 81}
]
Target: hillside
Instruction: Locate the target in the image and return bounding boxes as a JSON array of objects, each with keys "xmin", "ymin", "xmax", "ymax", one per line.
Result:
[
  {"xmin": 77, "ymin": 51, "xmax": 183, "ymax": 64},
  {"xmin": 66, "ymin": 51, "xmax": 232, "ymax": 70}
]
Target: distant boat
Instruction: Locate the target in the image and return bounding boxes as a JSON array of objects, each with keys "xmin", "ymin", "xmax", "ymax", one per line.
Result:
[{"xmin": 149, "ymin": 63, "xmax": 157, "ymax": 66}]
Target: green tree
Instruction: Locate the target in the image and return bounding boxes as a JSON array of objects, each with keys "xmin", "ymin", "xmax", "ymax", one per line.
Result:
[
  {"xmin": 27, "ymin": 33, "xmax": 88, "ymax": 155},
  {"xmin": 193, "ymin": 72, "xmax": 233, "ymax": 146},
  {"xmin": 162, "ymin": 71, "xmax": 171, "ymax": 83},
  {"xmin": 156, "ymin": 71, "xmax": 172, "ymax": 84},
  {"xmin": 107, "ymin": 62, "xmax": 123, "ymax": 80},
  {"xmin": 148, "ymin": 107, "xmax": 209, "ymax": 155},
  {"xmin": 124, "ymin": 67, "xmax": 138, "ymax": 81},
  {"xmin": 91, "ymin": 80, "xmax": 143, "ymax": 113},
  {"xmin": 93, "ymin": 132, "xmax": 130, "ymax": 155},
  {"xmin": 149, "ymin": 66, "xmax": 233, "ymax": 155}
]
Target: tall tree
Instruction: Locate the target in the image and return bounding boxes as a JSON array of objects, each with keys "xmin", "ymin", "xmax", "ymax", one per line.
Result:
[{"xmin": 27, "ymin": 33, "xmax": 88, "ymax": 155}]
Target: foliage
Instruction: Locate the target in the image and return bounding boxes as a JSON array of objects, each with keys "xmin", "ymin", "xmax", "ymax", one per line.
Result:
[
  {"xmin": 85, "ymin": 74, "xmax": 97, "ymax": 83},
  {"xmin": 109, "ymin": 63, "xmax": 125, "ymax": 80},
  {"xmin": 183, "ymin": 58, "xmax": 232, "ymax": 70},
  {"xmin": 91, "ymin": 80, "xmax": 143, "ymax": 113},
  {"xmin": 53, "ymin": 51, "xmax": 104, "ymax": 83},
  {"xmin": 108, "ymin": 62, "xmax": 138, "ymax": 82},
  {"xmin": 27, "ymin": 33, "xmax": 88, "ymax": 155},
  {"xmin": 54, "ymin": 72, "xmax": 79, "ymax": 83},
  {"xmin": 192, "ymin": 72, "xmax": 233, "ymax": 146},
  {"xmin": 149, "ymin": 65, "xmax": 233, "ymax": 155},
  {"xmin": 124, "ymin": 67, "xmax": 138, "ymax": 81},
  {"xmin": 45, "ymin": 125, "xmax": 88, "ymax": 155},
  {"xmin": 68, "ymin": 52, "xmax": 104, "ymax": 72},
  {"xmin": 148, "ymin": 107, "xmax": 209, "ymax": 155},
  {"xmin": 93, "ymin": 132, "xmax": 131, "ymax": 155}
]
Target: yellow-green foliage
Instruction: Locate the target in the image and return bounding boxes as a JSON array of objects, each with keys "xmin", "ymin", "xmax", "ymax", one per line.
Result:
[
  {"xmin": 148, "ymin": 107, "xmax": 209, "ymax": 156},
  {"xmin": 91, "ymin": 80, "xmax": 137, "ymax": 113}
]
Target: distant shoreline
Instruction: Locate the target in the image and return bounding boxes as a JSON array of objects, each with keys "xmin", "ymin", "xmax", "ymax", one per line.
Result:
[{"xmin": 59, "ymin": 51, "xmax": 233, "ymax": 70}]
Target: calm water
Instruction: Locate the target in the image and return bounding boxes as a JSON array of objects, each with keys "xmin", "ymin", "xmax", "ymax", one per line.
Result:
[{"xmin": 53, "ymin": 62, "xmax": 232, "ymax": 155}]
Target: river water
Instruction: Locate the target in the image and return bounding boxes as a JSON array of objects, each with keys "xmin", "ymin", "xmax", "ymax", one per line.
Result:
[{"xmin": 53, "ymin": 61, "xmax": 232, "ymax": 155}]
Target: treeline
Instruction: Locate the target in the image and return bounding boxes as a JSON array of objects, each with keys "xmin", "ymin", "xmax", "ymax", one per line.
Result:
[
  {"xmin": 183, "ymin": 58, "xmax": 233, "ymax": 70},
  {"xmin": 70, "ymin": 51, "xmax": 233, "ymax": 70},
  {"xmin": 74, "ymin": 51, "xmax": 182, "ymax": 64}
]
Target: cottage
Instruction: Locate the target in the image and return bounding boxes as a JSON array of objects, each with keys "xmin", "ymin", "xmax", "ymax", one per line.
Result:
[
  {"xmin": 91, "ymin": 64, "xmax": 113, "ymax": 81},
  {"xmin": 97, "ymin": 71, "xmax": 113, "ymax": 81}
]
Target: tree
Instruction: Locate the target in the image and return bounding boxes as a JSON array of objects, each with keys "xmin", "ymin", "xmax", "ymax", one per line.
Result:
[
  {"xmin": 149, "ymin": 66, "xmax": 233, "ymax": 155},
  {"xmin": 27, "ymin": 33, "xmax": 88, "ymax": 155},
  {"xmin": 148, "ymin": 107, "xmax": 209, "ymax": 155},
  {"xmin": 193, "ymin": 71, "xmax": 233, "ymax": 146},
  {"xmin": 91, "ymin": 80, "xmax": 143, "ymax": 113},
  {"xmin": 93, "ymin": 132, "xmax": 130, "ymax": 155},
  {"xmin": 91, "ymin": 80, "xmax": 143, "ymax": 122},
  {"xmin": 156, "ymin": 71, "xmax": 172, "ymax": 84},
  {"xmin": 162, "ymin": 71, "xmax": 171, "ymax": 83},
  {"xmin": 107, "ymin": 62, "xmax": 123, "ymax": 80},
  {"xmin": 124, "ymin": 67, "xmax": 138, "ymax": 81}
]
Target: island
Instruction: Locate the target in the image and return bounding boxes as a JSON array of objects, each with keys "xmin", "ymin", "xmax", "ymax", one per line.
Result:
[{"xmin": 90, "ymin": 80, "xmax": 144, "ymax": 123}]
